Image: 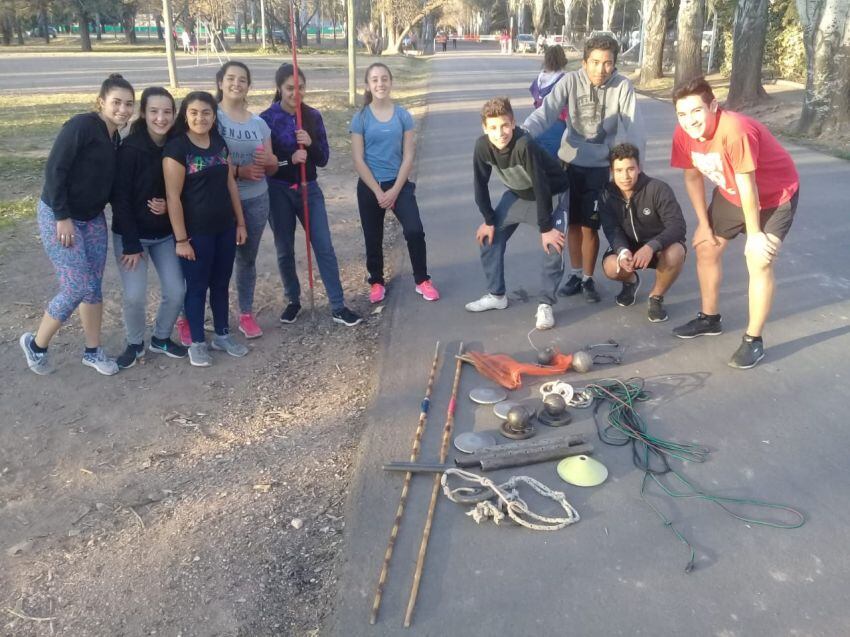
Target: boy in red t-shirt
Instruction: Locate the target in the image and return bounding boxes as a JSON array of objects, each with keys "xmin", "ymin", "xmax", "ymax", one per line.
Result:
[{"xmin": 670, "ymin": 77, "xmax": 799, "ymax": 369}]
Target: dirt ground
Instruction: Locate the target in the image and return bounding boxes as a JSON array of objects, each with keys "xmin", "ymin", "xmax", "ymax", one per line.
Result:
[{"xmin": 0, "ymin": 69, "xmax": 421, "ymax": 636}]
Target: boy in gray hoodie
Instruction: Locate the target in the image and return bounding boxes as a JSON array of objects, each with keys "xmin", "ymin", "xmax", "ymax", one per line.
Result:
[{"xmin": 523, "ymin": 34, "xmax": 645, "ymax": 304}]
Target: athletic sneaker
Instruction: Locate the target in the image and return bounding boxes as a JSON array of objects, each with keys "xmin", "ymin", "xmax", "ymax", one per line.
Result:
[
  {"xmin": 149, "ymin": 336, "xmax": 188, "ymax": 358},
  {"xmin": 535, "ymin": 303, "xmax": 555, "ymax": 330},
  {"xmin": 415, "ymin": 280, "xmax": 440, "ymax": 301},
  {"xmin": 728, "ymin": 336, "xmax": 765, "ymax": 369},
  {"xmin": 647, "ymin": 295, "xmax": 668, "ymax": 322},
  {"xmin": 673, "ymin": 312, "xmax": 723, "ymax": 338},
  {"xmin": 616, "ymin": 273, "xmax": 641, "ymax": 307},
  {"xmin": 238, "ymin": 312, "xmax": 263, "ymax": 339},
  {"xmin": 211, "ymin": 333, "xmax": 249, "ymax": 357},
  {"xmin": 582, "ymin": 277, "xmax": 601, "ymax": 303},
  {"xmin": 19, "ymin": 332, "xmax": 54, "ymax": 375},
  {"xmin": 559, "ymin": 274, "xmax": 583, "ymax": 296},
  {"xmin": 82, "ymin": 348, "xmax": 119, "ymax": 376},
  {"xmin": 332, "ymin": 307, "xmax": 364, "ymax": 326},
  {"xmin": 465, "ymin": 293, "xmax": 508, "ymax": 312},
  {"xmin": 279, "ymin": 303, "xmax": 302, "ymax": 324},
  {"xmin": 117, "ymin": 342, "xmax": 145, "ymax": 369},
  {"xmin": 188, "ymin": 342, "xmax": 212, "ymax": 367},
  {"xmin": 175, "ymin": 317, "xmax": 192, "ymax": 347},
  {"xmin": 369, "ymin": 283, "xmax": 386, "ymax": 304}
]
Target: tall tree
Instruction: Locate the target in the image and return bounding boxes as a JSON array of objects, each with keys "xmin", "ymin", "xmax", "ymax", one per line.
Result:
[
  {"xmin": 601, "ymin": 0, "xmax": 616, "ymax": 31},
  {"xmin": 377, "ymin": 0, "xmax": 444, "ymax": 54},
  {"xmin": 674, "ymin": 0, "xmax": 703, "ymax": 86},
  {"xmin": 796, "ymin": 0, "xmax": 850, "ymax": 136},
  {"xmin": 726, "ymin": 0, "xmax": 769, "ymax": 107},
  {"xmin": 639, "ymin": 0, "xmax": 667, "ymax": 83}
]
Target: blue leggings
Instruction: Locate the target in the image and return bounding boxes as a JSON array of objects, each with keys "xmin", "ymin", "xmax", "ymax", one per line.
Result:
[{"xmin": 37, "ymin": 200, "xmax": 108, "ymax": 322}]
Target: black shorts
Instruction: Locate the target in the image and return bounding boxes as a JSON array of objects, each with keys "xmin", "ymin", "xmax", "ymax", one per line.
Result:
[
  {"xmin": 708, "ymin": 188, "xmax": 799, "ymax": 241},
  {"xmin": 602, "ymin": 240, "xmax": 687, "ymax": 270},
  {"xmin": 566, "ymin": 164, "xmax": 609, "ymax": 230}
]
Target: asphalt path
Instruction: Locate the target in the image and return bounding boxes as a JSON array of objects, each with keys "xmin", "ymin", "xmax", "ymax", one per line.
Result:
[{"xmin": 330, "ymin": 52, "xmax": 850, "ymax": 636}]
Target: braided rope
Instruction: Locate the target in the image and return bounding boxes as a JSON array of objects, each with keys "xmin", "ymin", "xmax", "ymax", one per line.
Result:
[{"xmin": 441, "ymin": 468, "xmax": 580, "ymax": 531}]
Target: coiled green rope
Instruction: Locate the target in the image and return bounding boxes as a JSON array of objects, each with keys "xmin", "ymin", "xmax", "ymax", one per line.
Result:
[{"xmin": 585, "ymin": 378, "xmax": 805, "ymax": 573}]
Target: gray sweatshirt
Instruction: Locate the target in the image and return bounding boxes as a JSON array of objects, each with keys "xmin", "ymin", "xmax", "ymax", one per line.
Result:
[{"xmin": 522, "ymin": 67, "xmax": 645, "ymax": 168}]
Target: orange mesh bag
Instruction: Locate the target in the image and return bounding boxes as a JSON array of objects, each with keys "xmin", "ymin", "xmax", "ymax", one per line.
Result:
[{"xmin": 457, "ymin": 349, "xmax": 575, "ymax": 390}]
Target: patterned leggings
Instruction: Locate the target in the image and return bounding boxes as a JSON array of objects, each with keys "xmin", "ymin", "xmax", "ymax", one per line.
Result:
[{"xmin": 37, "ymin": 200, "xmax": 108, "ymax": 322}]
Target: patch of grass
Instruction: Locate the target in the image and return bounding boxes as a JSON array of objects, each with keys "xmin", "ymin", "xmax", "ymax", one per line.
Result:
[{"xmin": 0, "ymin": 196, "xmax": 36, "ymax": 228}]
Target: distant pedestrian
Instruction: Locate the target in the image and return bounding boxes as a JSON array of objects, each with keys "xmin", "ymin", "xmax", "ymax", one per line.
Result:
[
  {"xmin": 163, "ymin": 91, "xmax": 249, "ymax": 367},
  {"xmin": 181, "ymin": 30, "xmax": 191, "ymax": 53},
  {"xmin": 260, "ymin": 63, "xmax": 363, "ymax": 327},
  {"xmin": 529, "ymin": 45, "xmax": 568, "ymax": 158},
  {"xmin": 350, "ymin": 63, "xmax": 440, "ymax": 304},
  {"xmin": 20, "ymin": 74, "xmax": 135, "ymax": 376},
  {"xmin": 111, "ymin": 86, "xmax": 188, "ymax": 370}
]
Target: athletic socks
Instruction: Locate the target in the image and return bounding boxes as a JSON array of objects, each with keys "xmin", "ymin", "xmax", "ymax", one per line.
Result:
[
  {"xmin": 29, "ymin": 339, "xmax": 47, "ymax": 354},
  {"xmin": 582, "ymin": 273, "xmax": 593, "ymax": 282},
  {"xmin": 84, "ymin": 346, "xmax": 98, "ymax": 355},
  {"xmin": 744, "ymin": 334, "xmax": 763, "ymax": 343},
  {"xmin": 571, "ymin": 267, "xmax": 582, "ymax": 277}
]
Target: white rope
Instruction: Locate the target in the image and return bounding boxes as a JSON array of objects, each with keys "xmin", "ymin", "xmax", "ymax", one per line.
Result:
[{"xmin": 441, "ymin": 468, "xmax": 580, "ymax": 531}]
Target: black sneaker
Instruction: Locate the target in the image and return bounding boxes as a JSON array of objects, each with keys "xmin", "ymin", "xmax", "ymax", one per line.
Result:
[
  {"xmin": 279, "ymin": 303, "xmax": 302, "ymax": 324},
  {"xmin": 558, "ymin": 274, "xmax": 583, "ymax": 296},
  {"xmin": 149, "ymin": 336, "xmax": 188, "ymax": 358},
  {"xmin": 332, "ymin": 307, "xmax": 364, "ymax": 327},
  {"xmin": 582, "ymin": 277, "xmax": 601, "ymax": 303},
  {"xmin": 647, "ymin": 295, "xmax": 668, "ymax": 322},
  {"xmin": 728, "ymin": 335, "xmax": 765, "ymax": 369},
  {"xmin": 672, "ymin": 312, "xmax": 722, "ymax": 338},
  {"xmin": 117, "ymin": 343, "xmax": 144, "ymax": 369},
  {"xmin": 616, "ymin": 273, "xmax": 641, "ymax": 307}
]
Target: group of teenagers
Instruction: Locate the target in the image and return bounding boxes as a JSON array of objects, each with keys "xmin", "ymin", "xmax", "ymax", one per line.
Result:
[
  {"xmin": 20, "ymin": 34, "xmax": 800, "ymax": 376},
  {"xmin": 21, "ymin": 59, "xmax": 438, "ymax": 374},
  {"xmin": 469, "ymin": 35, "xmax": 799, "ymax": 370}
]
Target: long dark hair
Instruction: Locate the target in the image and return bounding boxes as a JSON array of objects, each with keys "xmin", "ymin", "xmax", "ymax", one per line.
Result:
[
  {"xmin": 173, "ymin": 91, "xmax": 218, "ymax": 136},
  {"xmin": 272, "ymin": 63, "xmax": 316, "ymax": 144},
  {"xmin": 215, "ymin": 61, "xmax": 252, "ymax": 103},
  {"xmin": 95, "ymin": 73, "xmax": 134, "ymax": 111},
  {"xmin": 362, "ymin": 62, "xmax": 393, "ymax": 109},
  {"xmin": 130, "ymin": 86, "xmax": 176, "ymax": 135}
]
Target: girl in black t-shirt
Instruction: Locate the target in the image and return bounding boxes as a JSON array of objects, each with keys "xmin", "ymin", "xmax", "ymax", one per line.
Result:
[{"xmin": 163, "ymin": 91, "xmax": 249, "ymax": 367}]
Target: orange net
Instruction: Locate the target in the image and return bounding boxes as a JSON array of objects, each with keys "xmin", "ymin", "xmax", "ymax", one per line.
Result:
[{"xmin": 457, "ymin": 349, "xmax": 575, "ymax": 390}]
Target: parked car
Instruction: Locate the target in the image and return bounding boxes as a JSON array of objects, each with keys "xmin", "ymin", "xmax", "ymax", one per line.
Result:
[
  {"xmin": 516, "ymin": 33, "xmax": 535, "ymax": 53},
  {"xmin": 29, "ymin": 26, "xmax": 57, "ymax": 39}
]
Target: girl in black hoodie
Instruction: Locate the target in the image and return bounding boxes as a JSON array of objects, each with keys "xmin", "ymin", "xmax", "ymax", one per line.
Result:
[{"xmin": 111, "ymin": 87, "xmax": 188, "ymax": 369}]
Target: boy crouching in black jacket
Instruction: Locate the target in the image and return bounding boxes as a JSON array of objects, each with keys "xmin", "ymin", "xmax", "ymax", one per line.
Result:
[
  {"xmin": 467, "ymin": 97, "xmax": 570, "ymax": 330},
  {"xmin": 600, "ymin": 143, "xmax": 686, "ymax": 323}
]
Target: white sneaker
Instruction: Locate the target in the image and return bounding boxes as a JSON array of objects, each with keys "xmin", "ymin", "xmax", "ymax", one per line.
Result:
[
  {"xmin": 535, "ymin": 303, "xmax": 555, "ymax": 330},
  {"xmin": 81, "ymin": 347, "xmax": 119, "ymax": 376},
  {"xmin": 465, "ymin": 293, "xmax": 508, "ymax": 312}
]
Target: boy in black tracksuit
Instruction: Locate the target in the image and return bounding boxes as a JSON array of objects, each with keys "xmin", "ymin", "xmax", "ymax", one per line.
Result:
[
  {"xmin": 467, "ymin": 97, "xmax": 570, "ymax": 330},
  {"xmin": 600, "ymin": 143, "xmax": 686, "ymax": 322}
]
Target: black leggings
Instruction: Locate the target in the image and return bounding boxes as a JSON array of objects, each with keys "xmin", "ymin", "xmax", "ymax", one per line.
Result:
[{"xmin": 357, "ymin": 179, "xmax": 429, "ymax": 285}]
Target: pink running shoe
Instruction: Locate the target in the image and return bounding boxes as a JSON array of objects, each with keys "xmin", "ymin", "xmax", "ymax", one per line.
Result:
[
  {"xmin": 369, "ymin": 283, "xmax": 386, "ymax": 304},
  {"xmin": 415, "ymin": 280, "xmax": 440, "ymax": 301},
  {"xmin": 176, "ymin": 317, "xmax": 192, "ymax": 346},
  {"xmin": 238, "ymin": 312, "xmax": 263, "ymax": 339}
]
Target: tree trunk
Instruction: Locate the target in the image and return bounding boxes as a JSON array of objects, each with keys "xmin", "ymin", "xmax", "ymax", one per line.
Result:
[
  {"xmin": 532, "ymin": 0, "xmax": 546, "ymax": 34},
  {"xmin": 40, "ymin": 6, "xmax": 51, "ymax": 44},
  {"xmin": 156, "ymin": 14, "xmax": 163, "ymax": 39},
  {"xmin": 727, "ymin": 0, "xmax": 769, "ymax": 108},
  {"xmin": 15, "ymin": 14, "xmax": 23, "ymax": 43},
  {"xmin": 95, "ymin": 12, "xmax": 102, "ymax": 40},
  {"xmin": 796, "ymin": 0, "xmax": 850, "ymax": 136},
  {"xmin": 674, "ymin": 0, "xmax": 703, "ymax": 87},
  {"xmin": 79, "ymin": 12, "xmax": 92, "ymax": 51},
  {"xmin": 639, "ymin": 0, "xmax": 668, "ymax": 83},
  {"xmin": 124, "ymin": 12, "xmax": 137, "ymax": 44},
  {"xmin": 234, "ymin": 10, "xmax": 241, "ymax": 42},
  {"xmin": 563, "ymin": 0, "xmax": 574, "ymax": 36},
  {"xmin": 602, "ymin": 0, "xmax": 617, "ymax": 31},
  {"xmin": 585, "ymin": 0, "xmax": 592, "ymax": 31}
]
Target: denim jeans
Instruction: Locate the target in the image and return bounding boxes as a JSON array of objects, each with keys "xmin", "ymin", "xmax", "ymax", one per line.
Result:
[
  {"xmin": 234, "ymin": 191, "xmax": 269, "ymax": 314},
  {"xmin": 356, "ymin": 179, "xmax": 429, "ymax": 285},
  {"xmin": 479, "ymin": 190, "xmax": 567, "ymax": 305},
  {"xmin": 113, "ymin": 233, "xmax": 185, "ymax": 344},
  {"xmin": 180, "ymin": 226, "xmax": 237, "ymax": 343},
  {"xmin": 267, "ymin": 180, "xmax": 345, "ymax": 311}
]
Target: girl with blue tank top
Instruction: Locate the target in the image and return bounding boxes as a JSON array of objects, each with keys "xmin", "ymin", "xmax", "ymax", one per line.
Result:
[{"xmin": 350, "ymin": 63, "xmax": 439, "ymax": 304}]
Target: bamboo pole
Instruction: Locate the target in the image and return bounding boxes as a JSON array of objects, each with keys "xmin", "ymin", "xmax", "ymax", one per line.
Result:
[
  {"xmin": 369, "ymin": 341, "xmax": 442, "ymax": 624},
  {"xmin": 403, "ymin": 342, "xmax": 464, "ymax": 628}
]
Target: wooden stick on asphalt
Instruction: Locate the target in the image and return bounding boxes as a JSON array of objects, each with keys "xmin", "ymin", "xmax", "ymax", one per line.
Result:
[
  {"xmin": 403, "ymin": 342, "xmax": 464, "ymax": 628},
  {"xmin": 369, "ymin": 341, "xmax": 442, "ymax": 624}
]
